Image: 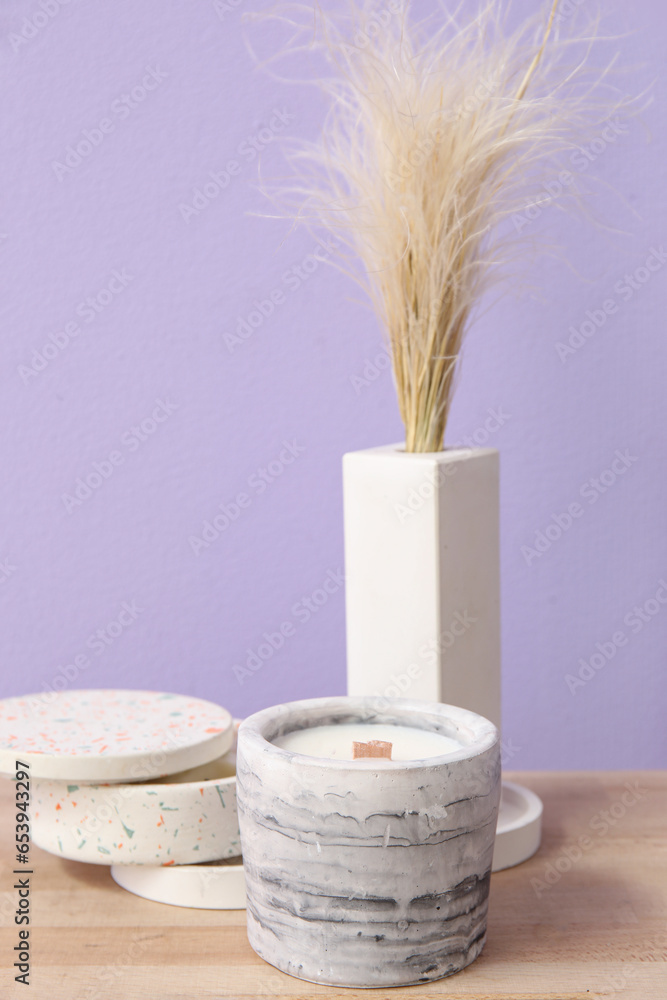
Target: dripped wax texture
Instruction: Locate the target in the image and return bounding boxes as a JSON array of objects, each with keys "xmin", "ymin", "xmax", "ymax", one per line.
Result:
[{"xmin": 273, "ymin": 723, "xmax": 461, "ymax": 761}]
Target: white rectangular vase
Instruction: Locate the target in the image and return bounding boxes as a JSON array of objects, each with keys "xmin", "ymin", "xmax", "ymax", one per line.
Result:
[{"xmin": 343, "ymin": 445, "xmax": 501, "ymax": 730}]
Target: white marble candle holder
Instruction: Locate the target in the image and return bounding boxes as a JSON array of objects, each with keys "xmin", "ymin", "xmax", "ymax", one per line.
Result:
[{"xmin": 236, "ymin": 697, "xmax": 501, "ymax": 988}]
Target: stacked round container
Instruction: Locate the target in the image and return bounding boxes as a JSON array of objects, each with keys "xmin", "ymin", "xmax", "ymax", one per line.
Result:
[{"xmin": 0, "ymin": 690, "xmax": 245, "ymax": 908}]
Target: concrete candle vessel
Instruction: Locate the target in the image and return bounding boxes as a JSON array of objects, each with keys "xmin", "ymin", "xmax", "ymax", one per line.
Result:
[{"xmin": 236, "ymin": 696, "xmax": 500, "ymax": 988}]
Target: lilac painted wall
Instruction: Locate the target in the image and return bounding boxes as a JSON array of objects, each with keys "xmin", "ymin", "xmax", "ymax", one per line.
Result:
[{"xmin": 1, "ymin": 1, "xmax": 664, "ymax": 769}]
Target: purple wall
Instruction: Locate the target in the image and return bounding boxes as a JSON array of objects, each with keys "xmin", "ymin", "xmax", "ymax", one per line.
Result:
[{"xmin": 1, "ymin": 1, "xmax": 664, "ymax": 769}]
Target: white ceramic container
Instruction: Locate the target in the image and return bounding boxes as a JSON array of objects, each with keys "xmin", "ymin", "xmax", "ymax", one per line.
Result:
[
  {"xmin": 343, "ymin": 445, "xmax": 501, "ymax": 728},
  {"xmin": 343, "ymin": 445, "xmax": 542, "ymax": 870},
  {"xmin": 31, "ymin": 737, "xmax": 241, "ymax": 866},
  {"xmin": 236, "ymin": 696, "xmax": 501, "ymax": 988}
]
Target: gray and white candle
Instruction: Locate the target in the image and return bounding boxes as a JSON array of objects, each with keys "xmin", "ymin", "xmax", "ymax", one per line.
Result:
[{"xmin": 236, "ymin": 697, "xmax": 500, "ymax": 988}]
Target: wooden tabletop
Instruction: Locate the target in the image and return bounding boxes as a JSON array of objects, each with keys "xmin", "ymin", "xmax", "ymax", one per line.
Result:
[{"xmin": 1, "ymin": 771, "xmax": 665, "ymax": 999}]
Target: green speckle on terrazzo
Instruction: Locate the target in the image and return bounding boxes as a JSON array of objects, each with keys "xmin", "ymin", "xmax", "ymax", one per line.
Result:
[{"xmin": 118, "ymin": 818, "xmax": 135, "ymax": 839}]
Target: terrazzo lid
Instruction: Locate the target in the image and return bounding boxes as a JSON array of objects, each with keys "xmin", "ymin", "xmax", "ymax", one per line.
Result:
[{"xmin": 0, "ymin": 690, "xmax": 233, "ymax": 782}]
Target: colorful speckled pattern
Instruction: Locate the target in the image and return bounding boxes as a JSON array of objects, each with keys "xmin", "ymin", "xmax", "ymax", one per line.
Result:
[
  {"xmin": 31, "ymin": 742, "xmax": 241, "ymax": 867},
  {"xmin": 0, "ymin": 690, "xmax": 233, "ymax": 781}
]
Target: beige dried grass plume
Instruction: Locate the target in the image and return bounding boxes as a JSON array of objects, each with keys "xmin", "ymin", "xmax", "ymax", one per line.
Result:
[{"xmin": 250, "ymin": 1, "xmax": 631, "ymax": 451}]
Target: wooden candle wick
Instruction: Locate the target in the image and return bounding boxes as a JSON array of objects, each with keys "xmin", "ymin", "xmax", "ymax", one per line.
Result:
[{"xmin": 353, "ymin": 740, "xmax": 392, "ymax": 760}]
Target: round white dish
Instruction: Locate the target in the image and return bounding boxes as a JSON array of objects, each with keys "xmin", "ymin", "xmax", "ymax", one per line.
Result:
[
  {"xmin": 492, "ymin": 781, "xmax": 543, "ymax": 872},
  {"xmin": 111, "ymin": 857, "xmax": 246, "ymax": 909}
]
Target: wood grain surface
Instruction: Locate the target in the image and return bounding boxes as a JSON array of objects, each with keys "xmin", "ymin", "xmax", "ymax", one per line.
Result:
[{"xmin": 1, "ymin": 772, "xmax": 665, "ymax": 999}]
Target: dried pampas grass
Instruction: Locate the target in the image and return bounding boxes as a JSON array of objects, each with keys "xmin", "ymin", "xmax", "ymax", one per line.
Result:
[{"xmin": 249, "ymin": 1, "xmax": 636, "ymax": 451}]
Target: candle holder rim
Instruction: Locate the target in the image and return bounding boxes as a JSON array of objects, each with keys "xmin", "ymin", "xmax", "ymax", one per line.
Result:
[{"xmin": 237, "ymin": 695, "xmax": 498, "ymax": 770}]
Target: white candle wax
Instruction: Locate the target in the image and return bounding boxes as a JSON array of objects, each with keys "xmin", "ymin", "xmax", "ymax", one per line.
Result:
[{"xmin": 273, "ymin": 723, "xmax": 461, "ymax": 761}]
